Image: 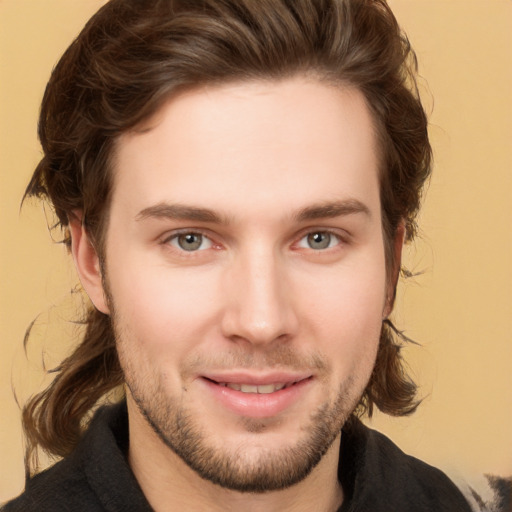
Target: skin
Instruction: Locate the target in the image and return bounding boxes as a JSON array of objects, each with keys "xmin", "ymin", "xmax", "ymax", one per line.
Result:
[{"xmin": 71, "ymin": 76, "xmax": 402, "ymax": 512}]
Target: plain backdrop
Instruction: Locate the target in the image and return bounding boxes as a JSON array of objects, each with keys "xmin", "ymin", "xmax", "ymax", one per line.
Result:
[{"xmin": 1, "ymin": 0, "xmax": 511, "ymax": 503}]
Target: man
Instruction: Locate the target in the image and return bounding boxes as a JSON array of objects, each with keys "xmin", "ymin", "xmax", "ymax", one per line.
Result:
[{"xmin": 0, "ymin": 0, "xmax": 484, "ymax": 510}]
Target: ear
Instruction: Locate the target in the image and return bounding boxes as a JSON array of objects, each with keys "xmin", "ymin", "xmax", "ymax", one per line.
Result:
[
  {"xmin": 69, "ymin": 212, "xmax": 110, "ymax": 314},
  {"xmin": 383, "ymin": 221, "xmax": 406, "ymax": 319}
]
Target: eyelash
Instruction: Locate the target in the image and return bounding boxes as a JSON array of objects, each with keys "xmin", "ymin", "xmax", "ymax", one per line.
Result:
[
  {"xmin": 161, "ymin": 230, "xmax": 216, "ymax": 253},
  {"xmin": 295, "ymin": 231, "xmax": 344, "ymax": 251},
  {"xmin": 160, "ymin": 228, "xmax": 348, "ymax": 255}
]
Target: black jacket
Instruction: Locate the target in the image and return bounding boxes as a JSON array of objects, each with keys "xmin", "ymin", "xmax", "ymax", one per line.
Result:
[{"xmin": 2, "ymin": 402, "xmax": 473, "ymax": 511}]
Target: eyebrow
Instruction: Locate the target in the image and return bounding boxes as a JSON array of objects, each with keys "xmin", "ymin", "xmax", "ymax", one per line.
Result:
[
  {"xmin": 294, "ymin": 199, "xmax": 371, "ymax": 222},
  {"xmin": 135, "ymin": 203, "xmax": 228, "ymax": 224},
  {"xmin": 135, "ymin": 199, "xmax": 371, "ymax": 224}
]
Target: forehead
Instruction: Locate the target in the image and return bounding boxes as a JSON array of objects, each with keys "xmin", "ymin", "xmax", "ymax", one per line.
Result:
[{"xmin": 112, "ymin": 77, "xmax": 380, "ymax": 220}]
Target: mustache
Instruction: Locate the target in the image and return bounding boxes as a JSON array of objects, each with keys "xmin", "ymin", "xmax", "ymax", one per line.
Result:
[{"xmin": 181, "ymin": 345, "xmax": 329, "ymax": 376}]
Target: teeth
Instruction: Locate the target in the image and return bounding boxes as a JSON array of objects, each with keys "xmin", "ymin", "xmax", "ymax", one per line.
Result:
[
  {"xmin": 256, "ymin": 384, "xmax": 277, "ymax": 394},
  {"xmin": 240, "ymin": 384, "xmax": 258, "ymax": 393},
  {"xmin": 224, "ymin": 382, "xmax": 288, "ymax": 393}
]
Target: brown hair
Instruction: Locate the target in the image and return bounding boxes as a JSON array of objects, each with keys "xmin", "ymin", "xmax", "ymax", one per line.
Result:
[{"xmin": 23, "ymin": 0, "xmax": 431, "ymax": 473}]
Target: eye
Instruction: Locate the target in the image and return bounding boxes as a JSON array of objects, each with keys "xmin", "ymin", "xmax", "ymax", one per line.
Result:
[
  {"xmin": 167, "ymin": 232, "xmax": 213, "ymax": 252},
  {"xmin": 297, "ymin": 231, "xmax": 341, "ymax": 250}
]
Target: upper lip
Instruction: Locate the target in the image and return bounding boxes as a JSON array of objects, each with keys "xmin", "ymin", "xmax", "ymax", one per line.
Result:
[{"xmin": 200, "ymin": 371, "xmax": 313, "ymax": 386}]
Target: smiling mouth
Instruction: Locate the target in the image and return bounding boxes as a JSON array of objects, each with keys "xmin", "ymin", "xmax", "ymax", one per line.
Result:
[{"xmin": 205, "ymin": 378, "xmax": 310, "ymax": 394}]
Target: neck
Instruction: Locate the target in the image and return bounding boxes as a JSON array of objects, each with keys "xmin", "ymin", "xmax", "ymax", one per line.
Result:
[{"xmin": 126, "ymin": 397, "xmax": 344, "ymax": 512}]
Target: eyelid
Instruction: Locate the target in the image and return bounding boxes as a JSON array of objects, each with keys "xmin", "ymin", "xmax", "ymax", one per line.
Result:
[
  {"xmin": 160, "ymin": 228, "xmax": 219, "ymax": 251},
  {"xmin": 161, "ymin": 227, "xmax": 210, "ymax": 242},
  {"xmin": 292, "ymin": 227, "xmax": 351, "ymax": 250},
  {"xmin": 158, "ymin": 226, "xmax": 350, "ymax": 253}
]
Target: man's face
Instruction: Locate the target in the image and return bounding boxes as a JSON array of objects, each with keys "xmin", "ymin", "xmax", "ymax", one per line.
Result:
[{"xmin": 100, "ymin": 77, "xmax": 391, "ymax": 491}]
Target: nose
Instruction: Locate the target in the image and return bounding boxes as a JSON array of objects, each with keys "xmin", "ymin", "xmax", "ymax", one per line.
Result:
[{"xmin": 220, "ymin": 248, "xmax": 298, "ymax": 346}]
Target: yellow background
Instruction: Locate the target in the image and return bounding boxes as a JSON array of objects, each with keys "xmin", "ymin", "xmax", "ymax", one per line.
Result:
[{"xmin": 1, "ymin": 0, "xmax": 511, "ymax": 502}]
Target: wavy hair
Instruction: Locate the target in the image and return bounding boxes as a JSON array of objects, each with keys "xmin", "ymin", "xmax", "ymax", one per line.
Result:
[{"xmin": 23, "ymin": 0, "xmax": 431, "ymax": 474}]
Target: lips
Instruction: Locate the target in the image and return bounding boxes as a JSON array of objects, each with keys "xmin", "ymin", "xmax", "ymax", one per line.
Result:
[
  {"xmin": 210, "ymin": 378, "xmax": 308, "ymax": 394},
  {"xmin": 200, "ymin": 373, "xmax": 313, "ymax": 418},
  {"xmin": 203, "ymin": 373, "xmax": 311, "ymax": 392}
]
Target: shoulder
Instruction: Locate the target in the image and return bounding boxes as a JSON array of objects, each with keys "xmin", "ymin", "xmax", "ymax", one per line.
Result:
[
  {"xmin": 1, "ymin": 454, "xmax": 102, "ymax": 511},
  {"xmin": 340, "ymin": 418, "xmax": 474, "ymax": 512},
  {"xmin": 1, "ymin": 402, "xmax": 146, "ymax": 512},
  {"xmin": 360, "ymin": 426, "xmax": 512, "ymax": 512}
]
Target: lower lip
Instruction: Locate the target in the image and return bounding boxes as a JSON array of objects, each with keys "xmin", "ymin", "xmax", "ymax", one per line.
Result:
[{"xmin": 200, "ymin": 378, "xmax": 313, "ymax": 419}]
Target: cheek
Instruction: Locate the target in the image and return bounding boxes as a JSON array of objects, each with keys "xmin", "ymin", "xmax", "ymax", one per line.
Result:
[
  {"xmin": 107, "ymin": 257, "xmax": 222, "ymax": 351},
  {"xmin": 299, "ymin": 258, "xmax": 386, "ymax": 372},
  {"xmin": 304, "ymin": 257, "xmax": 387, "ymax": 324}
]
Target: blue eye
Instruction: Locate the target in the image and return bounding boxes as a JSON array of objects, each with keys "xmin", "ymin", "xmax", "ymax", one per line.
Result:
[
  {"xmin": 298, "ymin": 231, "xmax": 340, "ymax": 250},
  {"xmin": 169, "ymin": 232, "xmax": 212, "ymax": 252}
]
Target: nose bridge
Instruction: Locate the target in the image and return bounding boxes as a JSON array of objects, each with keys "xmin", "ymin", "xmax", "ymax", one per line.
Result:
[{"xmin": 221, "ymin": 243, "xmax": 297, "ymax": 345}]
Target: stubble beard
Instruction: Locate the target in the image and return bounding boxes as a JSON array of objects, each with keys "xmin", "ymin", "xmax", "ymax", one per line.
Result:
[
  {"xmin": 107, "ymin": 287, "xmax": 369, "ymax": 494},
  {"xmin": 123, "ymin": 358, "xmax": 363, "ymax": 493}
]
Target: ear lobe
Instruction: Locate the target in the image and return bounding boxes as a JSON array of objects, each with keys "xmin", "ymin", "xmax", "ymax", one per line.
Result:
[
  {"xmin": 69, "ymin": 213, "xmax": 110, "ymax": 314},
  {"xmin": 384, "ymin": 221, "xmax": 406, "ymax": 319}
]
